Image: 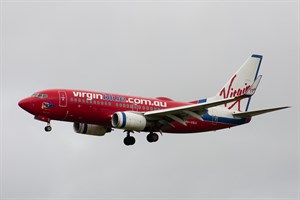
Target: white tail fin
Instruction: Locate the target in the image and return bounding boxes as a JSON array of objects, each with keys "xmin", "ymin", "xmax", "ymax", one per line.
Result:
[{"xmin": 215, "ymin": 54, "xmax": 263, "ymax": 112}]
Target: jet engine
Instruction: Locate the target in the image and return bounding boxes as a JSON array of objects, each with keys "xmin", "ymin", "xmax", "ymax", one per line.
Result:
[
  {"xmin": 111, "ymin": 111, "xmax": 147, "ymax": 131},
  {"xmin": 73, "ymin": 122, "xmax": 111, "ymax": 136}
]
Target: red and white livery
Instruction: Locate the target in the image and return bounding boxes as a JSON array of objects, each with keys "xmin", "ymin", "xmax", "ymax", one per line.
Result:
[{"xmin": 19, "ymin": 54, "xmax": 289, "ymax": 146}]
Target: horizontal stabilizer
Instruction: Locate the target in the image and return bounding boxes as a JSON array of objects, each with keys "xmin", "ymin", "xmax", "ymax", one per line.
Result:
[{"xmin": 233, "ymin": 106, "xmax": 290, "ymax": 118}]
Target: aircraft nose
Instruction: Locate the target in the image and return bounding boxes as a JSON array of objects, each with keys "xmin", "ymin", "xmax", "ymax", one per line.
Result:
[{"xmin": 18, "ymin": 98, "xmax": 32, "ymax": 111}]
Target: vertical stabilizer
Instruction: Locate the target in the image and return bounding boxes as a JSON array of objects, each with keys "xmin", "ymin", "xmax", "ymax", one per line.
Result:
[{"xmin": 215, "ymin": 54, "xmax": 262, "ymax": 112}]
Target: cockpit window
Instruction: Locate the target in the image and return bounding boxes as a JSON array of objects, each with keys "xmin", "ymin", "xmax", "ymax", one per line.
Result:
[
  {"xmin": 32, "ymin": 93, "xmax": 48, "ymax": 98},
  {"xmin": 39, "ymin": 94, "xmax": 48, "ymax": 98}
]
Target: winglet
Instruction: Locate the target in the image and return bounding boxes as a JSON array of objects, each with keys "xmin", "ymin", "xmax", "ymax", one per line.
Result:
[{"xmin": 245, "ymin": 75, "xmax": 262, "ymax": 96}]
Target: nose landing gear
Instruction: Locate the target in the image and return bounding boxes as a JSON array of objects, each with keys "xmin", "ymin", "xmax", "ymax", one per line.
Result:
[
  {"xmin": 34, "ymin": 116, "xmax": 52, "ymax": 132},
  {"xmin": 44, "ymin": 123, "xmax": 52, "ymax": 132}
]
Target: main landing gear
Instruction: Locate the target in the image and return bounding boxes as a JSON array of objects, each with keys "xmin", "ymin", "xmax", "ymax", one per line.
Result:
[
  {"xmin": 147, "ymin": 132, "xmax": 159, "ymax": 143},
  {"xmin": 124, "ymin": 131, "xmax": 135, "ymax": 146},
  {"xmin": 123, "ymin": 131, "xmax": 160, "ymax": 146},
  {"xmin": 44, "ymin": 123, "xmax": 52, "ymax": 132}
]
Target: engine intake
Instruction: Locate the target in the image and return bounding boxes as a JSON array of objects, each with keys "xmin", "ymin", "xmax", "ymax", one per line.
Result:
[
  {"xmin": 73, "ymin": 122, "xmax": 111, "ymax": 136},
  {"xmin": 112, "ymin": 112, "xmax": 147, "ymax": 131}
]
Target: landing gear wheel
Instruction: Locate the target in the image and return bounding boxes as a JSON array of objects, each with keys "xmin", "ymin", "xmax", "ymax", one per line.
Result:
[
  {"xmin": 124, "ymin": 137, "xmax": 130, "ymax": 146},
  {"xmin": 45, "ymin": 125, "xmax": 52, "ymax": 132},
  {"xmin": 128, "ymin": 136, "xmax": 135, "ymax": 145},
  {"xmin": 124, "ymin": 136, "xmax": 135, "ymax": 146},
  {"xmin": 147, "ymin": 133, "xmax": 159, "ymax": 143}
]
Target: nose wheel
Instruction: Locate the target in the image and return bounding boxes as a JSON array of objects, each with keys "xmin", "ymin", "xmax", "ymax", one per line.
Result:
[{"xmin": 44, "ymin": 123, "xmax": 52, "ymax": 132}]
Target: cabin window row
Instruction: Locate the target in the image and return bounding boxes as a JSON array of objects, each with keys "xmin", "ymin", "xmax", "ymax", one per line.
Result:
[
  {"xmin": 115, "ymin": 103, "xmax": 160, "ymax": 111},
  {"xmin": 69, "ymin": 98, "xmax": 161, "ymax": 111},
  {"xmin": 70, "ymin": 98, "xmax": 112, "ymax": 106}
]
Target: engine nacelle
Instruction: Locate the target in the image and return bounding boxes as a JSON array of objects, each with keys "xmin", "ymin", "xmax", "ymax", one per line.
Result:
[
  {"xmin": 73, "ymin": 122, "xmax": 111, "ymax": 136},
  {"xmin": 111, "ymin": 111, "xmax": 147, "ymax": 131}
]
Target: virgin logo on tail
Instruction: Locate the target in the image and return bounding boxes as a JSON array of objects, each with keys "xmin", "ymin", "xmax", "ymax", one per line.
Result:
[{"xmin": 219, "ymin": 74, "xmax": 250, "ymax": 111}]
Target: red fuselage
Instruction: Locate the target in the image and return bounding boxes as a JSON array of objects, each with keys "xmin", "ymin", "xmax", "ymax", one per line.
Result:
[{"xmin": 19, "ymin": 89, "xmax": 248, "ymax": 134}]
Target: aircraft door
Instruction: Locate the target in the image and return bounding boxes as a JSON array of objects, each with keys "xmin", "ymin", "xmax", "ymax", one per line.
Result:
[{"xmin": 58, "ymin": 91, "xmax": 67, "ymax": 107}]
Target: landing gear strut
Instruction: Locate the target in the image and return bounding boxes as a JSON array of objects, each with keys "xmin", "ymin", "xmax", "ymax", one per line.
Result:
[
  {"xmin": 44, "ymin": 123, "xmax": 52, "ymax": 132},
  {"xmin": 147, "ymin": 132, "xmax": 159, "ymax": 143},
  {"xmin": 124, "ymin": 131, "xmax": 135, "ymax": 146}
]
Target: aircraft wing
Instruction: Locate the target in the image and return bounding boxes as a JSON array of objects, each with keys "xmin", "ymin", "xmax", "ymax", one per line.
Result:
[
  {"xmin": 144, "ymin": 76, "xmax": 262, "ymax": 126},
  {"xmin": 145, "ymin": 95, "xmax": 248, "ymax": 118}
]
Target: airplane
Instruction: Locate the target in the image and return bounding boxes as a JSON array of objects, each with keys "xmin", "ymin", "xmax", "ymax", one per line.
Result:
[{"xmin": 18, "ymin": 54, "xmax": 289, "ymax": 146}]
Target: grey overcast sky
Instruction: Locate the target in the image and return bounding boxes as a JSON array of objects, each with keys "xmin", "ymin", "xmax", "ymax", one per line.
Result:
[{"xmin": 1, "ymin": 1, "xmax": 299, "ymax": 199}]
